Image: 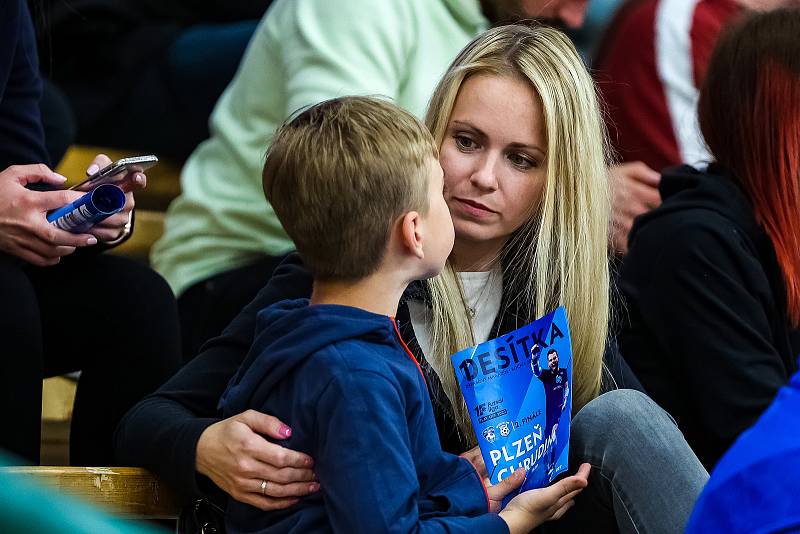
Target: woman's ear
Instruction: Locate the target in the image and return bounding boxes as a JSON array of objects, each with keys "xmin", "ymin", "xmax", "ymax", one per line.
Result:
[{"xmin": 400, "ymin": 211, "xmax": 425, "ymax": 260}]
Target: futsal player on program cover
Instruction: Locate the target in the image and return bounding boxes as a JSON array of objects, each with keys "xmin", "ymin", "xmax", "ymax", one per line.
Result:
[{"xmin": 531, "ymin": 345, "xmax": 569, "ymax": 477}]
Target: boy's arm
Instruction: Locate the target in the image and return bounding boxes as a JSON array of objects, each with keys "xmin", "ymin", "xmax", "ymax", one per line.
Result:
[{"xmin": 315, "ymin": 368, "xmax": 508, "ymax": 534}]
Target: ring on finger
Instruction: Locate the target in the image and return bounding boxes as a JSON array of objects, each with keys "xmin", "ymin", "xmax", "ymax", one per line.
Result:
[{"xmin": 260, "ymin": 479, "xmax": 268, "ymax": 496}]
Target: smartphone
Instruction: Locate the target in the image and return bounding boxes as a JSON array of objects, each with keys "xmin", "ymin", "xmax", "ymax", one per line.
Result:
[{"xmin": 70, "ymin": 155, "xmax": 159, "ymax": 192}]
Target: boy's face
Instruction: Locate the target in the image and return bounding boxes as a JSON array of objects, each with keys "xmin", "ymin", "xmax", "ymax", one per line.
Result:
[{"xmin": 418, "ymin": 157, "xmax": 455, "ymax": 278}]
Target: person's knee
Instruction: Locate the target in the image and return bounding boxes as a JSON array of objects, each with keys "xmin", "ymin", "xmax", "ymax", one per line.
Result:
[
  {"xmin": 576, "ymin": 389, "xmax": 673, "ymax": 429},
  {"xmin": 89, "ymin": 255, "xmax": 178, "ymax": 318},
  {"xmin": 76, "ymin": 255, "xmax": 181, "ymax": 377},
  {"xmin": 0, "ymin": 256, "xmax": 40, "ymax": 339},
  {"xmin": 572, "ymin": 389, "xmax": 684, "ymax": 457}
]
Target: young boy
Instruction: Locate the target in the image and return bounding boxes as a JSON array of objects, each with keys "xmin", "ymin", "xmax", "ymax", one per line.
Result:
[{"xmin": 219, "ymin": 96, "xmax": 588, "ymax": 534}]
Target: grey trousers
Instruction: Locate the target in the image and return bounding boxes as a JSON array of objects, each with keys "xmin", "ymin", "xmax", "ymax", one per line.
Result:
[{"xmin": 543, "ymin": 389, "xmax": 709, "ymax": 534}]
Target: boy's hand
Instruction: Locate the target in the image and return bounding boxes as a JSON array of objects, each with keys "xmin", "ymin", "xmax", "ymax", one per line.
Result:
[
  {"xmin": 460, "ymin": 446, "xmax": 488, "ymax": 480},
  {"xmin": 499, "ymin": 463, "xmax": 591, "ymax": 534},
  {"xmin": 486, "ymin": 467, "xmax": 525, "ymax": 512}
]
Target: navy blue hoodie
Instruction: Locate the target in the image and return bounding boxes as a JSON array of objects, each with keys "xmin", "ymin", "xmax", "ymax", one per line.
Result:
[{"xmin": 219, "ymin": 299, "xmax": 509, "ymax": 534}]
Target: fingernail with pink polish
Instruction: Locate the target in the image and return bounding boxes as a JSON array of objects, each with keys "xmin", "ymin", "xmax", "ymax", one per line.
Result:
[
  {"xmin": 86, "ymin": 164, "xmax": 99, "ymax": 176},
  {"xmin": 309, "ymin": 483, "xmax": 320, "ymax": 492},
  {"xmin": 54, "ymin": 173, "xmax": 67, "ymax": 182},
  {"xmin": 280, "ymin": 424, "xmax": 292, "ymax": 438},
  {"xmin": 87, "ymin": 237, "xmax": 98, "ymax": 245}
]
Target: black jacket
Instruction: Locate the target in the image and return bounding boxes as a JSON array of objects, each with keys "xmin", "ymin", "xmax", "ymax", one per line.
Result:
[
  {"xmin": 619, "ymin": 164, "xmax": 800, "ymax": 470},
  {"xmin": 115, "ymin": 252, "xmax": 641, "ymax": 501},
  {"xmin": 1, "ymin": 0, "xmax": 48, "ymax": 169}
]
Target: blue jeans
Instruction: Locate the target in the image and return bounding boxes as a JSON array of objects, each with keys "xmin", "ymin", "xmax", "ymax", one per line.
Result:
[{"xmin": 544, "ymin": 389, "xmax": 708, "ymax": 533}]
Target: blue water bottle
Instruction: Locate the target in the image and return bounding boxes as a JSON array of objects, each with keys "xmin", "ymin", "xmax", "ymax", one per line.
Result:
[{"xmin": 47, "ymin": 183, "xmax": 126, "ymax": 233}]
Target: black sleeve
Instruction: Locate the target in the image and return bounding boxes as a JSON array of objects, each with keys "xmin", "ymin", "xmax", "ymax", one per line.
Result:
[
  {"xmin": 0, "ymin": 0, "xmax": 49, "ymax": 169},
  {"xmin": 114, "ymin": 252, "xmax": 312, "ymax": 501}
]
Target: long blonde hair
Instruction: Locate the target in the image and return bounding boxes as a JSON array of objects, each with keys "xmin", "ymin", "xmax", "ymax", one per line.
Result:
[{"xmin": 424, "ymin": 24, "xmax": 612, "ymax": 443}]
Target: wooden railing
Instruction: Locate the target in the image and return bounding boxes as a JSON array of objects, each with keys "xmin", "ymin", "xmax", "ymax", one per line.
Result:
[{"xmin": 0, "ymin": 466, "xmax": 180, "ymax": 519}]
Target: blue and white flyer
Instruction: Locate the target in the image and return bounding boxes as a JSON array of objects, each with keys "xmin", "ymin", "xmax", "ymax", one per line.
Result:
[{"xmin": 451, "ymin": 307, "xmax": 572, "ymax": 494}]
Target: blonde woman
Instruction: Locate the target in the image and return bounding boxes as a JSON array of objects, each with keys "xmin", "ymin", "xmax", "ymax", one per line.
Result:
[{"xmin": 117, "ymin": 25, "xmax": 707, "ymax": 532}]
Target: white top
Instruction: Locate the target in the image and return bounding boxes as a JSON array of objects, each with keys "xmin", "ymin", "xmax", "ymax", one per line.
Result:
[{"xmin": 408, "ymin": 270, "xmax": 503, "ymax": 377}]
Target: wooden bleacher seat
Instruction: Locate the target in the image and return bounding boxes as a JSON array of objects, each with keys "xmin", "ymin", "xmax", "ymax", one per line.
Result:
[{"xmin": 0, "ymin": 466, "xmax": 180, "ymax": 520}]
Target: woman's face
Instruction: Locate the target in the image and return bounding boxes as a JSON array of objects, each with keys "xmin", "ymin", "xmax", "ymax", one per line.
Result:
[{"xmin": 439, "ymin": 74, "xmax": 547, "ymax": 267}]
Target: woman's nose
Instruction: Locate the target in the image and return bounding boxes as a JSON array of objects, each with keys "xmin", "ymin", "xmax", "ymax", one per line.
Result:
[{"xmin": 469, "ymin": 154, "xmax": 499, "ymax": 191}]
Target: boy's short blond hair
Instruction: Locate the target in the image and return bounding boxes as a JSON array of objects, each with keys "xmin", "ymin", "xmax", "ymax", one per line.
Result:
[{"xmin": 264, "ymin": 96, "xmax": 437, "ymax": 280}]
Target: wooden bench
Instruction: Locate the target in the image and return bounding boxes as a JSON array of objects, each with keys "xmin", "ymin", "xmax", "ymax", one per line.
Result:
[{"xmin": 0, "ymin": 466, "xmax": 180, "ymax": 519}]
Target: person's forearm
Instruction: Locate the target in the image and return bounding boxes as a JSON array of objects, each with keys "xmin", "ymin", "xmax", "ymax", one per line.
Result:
[{"xmin": 114, "ymin": 394, "xmax": 219, "ymax": 500}]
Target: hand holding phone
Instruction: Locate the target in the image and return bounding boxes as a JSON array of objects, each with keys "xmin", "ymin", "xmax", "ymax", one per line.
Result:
[{"xmin": 71, "ymin": 155, "xmax": 158, "ymax": 192}]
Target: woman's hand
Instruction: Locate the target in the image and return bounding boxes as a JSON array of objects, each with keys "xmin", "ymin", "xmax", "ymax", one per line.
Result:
[
  {"xmin": 0, "ymin": 164, "xmax": 98, "ymax": 265},
  {"xmin": 499, "ymin": 463, "xmax": 591, "ymax": 534},
  {"xmin": 196, "ymin": 410, "xmax": 319, "ymax": 511},
  {"xmin": 84, "ymin": 154, "xmax": 145, "ymax": 243}
]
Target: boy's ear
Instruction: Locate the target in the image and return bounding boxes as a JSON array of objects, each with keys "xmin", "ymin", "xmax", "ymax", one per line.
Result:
[{"xmin": 400, "ymin": 211, "xmax": 425, "ymax": 260}]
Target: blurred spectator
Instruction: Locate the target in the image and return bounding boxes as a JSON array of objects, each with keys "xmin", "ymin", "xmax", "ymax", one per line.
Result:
[
  {"xmin": 594, "ymin": 0, "xmax": 800, "ymax": 252},
  {"xmin": 1, "ymin": 0, "xmax": 182, "ymax": 465},
  {"xmin": 32, "ymin": 1, "xmax": 273, "ymax": 161},
  {"xmin": 567, "ymin": 0, "xmax": 625, "ymax": 61},
  {"xmin": 594, "ymin": 0, "xmax": 741, "ymax": 171},
  {"xmin": 618, "ymin": 7, "xmax": 800, "ymax": 470}
]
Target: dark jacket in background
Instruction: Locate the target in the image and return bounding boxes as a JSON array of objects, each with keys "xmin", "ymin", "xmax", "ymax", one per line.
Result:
[
  {"xmin": 219, "ymin": 300, "xmax": 505, "ymax": 533},
  {"xmin": 115, "ymin": 251, "xmax": 641, "ymax": 502},
  {"xmin": 1, "ymin": 0, "xmax": 48, "ymax": 169},
  {"xmin": 32, "ymin": 0, "xmax": 271, "ymax": 123},
  {"xmin": 619, "ymin": 164, "xmax": 800, "ymax": 470}
]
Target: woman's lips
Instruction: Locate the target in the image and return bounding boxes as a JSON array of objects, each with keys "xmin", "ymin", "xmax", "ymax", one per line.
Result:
[{"xmin": 453, "ymin": 197, "xmax": 497, "ymax": 218}]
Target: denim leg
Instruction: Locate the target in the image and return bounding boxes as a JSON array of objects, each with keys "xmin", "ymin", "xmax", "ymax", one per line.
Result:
[{"xmin": 544, "ymin": 389, "xmax": 708, "ymax": 534}]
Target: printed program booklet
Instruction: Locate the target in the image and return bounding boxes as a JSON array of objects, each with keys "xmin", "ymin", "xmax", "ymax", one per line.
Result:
[{"xmin": 451, "ymin": 307, "xmax": 572, "ymax": 494}]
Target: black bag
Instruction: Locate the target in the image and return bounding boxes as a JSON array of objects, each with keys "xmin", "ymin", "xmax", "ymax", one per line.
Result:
[{"xmin": 177, "ymin": 498, "xmax": 226, "ymax": 534}]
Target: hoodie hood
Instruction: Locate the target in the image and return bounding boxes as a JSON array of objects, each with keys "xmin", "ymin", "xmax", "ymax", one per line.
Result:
[
  {"xmin": 630, "ymin": 164, "xmax": 761, "ymax": 245},
  {"xmin": 219, "ymin": 299, "xmax": 399, "ymax": 416}
]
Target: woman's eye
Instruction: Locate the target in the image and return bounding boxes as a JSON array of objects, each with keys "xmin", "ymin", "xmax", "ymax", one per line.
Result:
[
  {"xmin": 508, "ymin": 153, "xmax": 536, "ymax": 170},
  {"xmin": 454, "ymin": 135, "xmax": 477, "ymax": 151}
]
